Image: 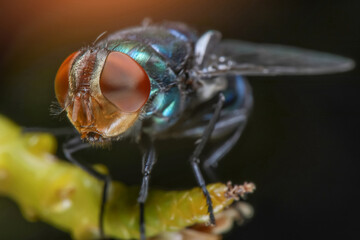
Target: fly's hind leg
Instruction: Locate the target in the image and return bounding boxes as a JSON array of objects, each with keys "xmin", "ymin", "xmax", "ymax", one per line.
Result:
[
  {"xmin": 63, "ymin": 136, "xmax": 111, "ymax": 239},
  {"xmin": 189, "ymin": 93, "xmax": 225, "ymax": 225},
  {"xmin": 203, "ymin": 119, "xmax": 247, "ymax": 181},
  {"xmin": 137, "ymin": 134, "xmax": 157, "ymax": 240}
]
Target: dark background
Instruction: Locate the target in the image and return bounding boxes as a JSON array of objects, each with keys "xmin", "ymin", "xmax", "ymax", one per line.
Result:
[{"xmin": 0, "ymin": 0, "xmax": 359, "ymax": 239}]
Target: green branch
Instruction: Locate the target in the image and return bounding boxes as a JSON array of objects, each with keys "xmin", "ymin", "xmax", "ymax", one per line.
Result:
[{"xmin": 0, "ymin": 115, "xmax": 255, "ymax": 239}]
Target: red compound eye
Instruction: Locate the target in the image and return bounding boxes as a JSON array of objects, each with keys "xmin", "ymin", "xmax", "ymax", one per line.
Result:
[
  {"xmin": 55, "ymin": 51, "xmax": 79, "ymax": 107},
  {"xmin": 100, "ymin": 52, "xmax": 151, "ymax": 113}
]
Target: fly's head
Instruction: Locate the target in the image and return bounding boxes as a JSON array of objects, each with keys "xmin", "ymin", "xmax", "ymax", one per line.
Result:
[{"xmin": 54, "ymin": 47, "xmax": 151, "ymax": 143}]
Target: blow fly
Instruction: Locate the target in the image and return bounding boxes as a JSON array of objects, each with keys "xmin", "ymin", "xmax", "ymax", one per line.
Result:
[{"xmin": 54, "ymin": 21, "xmax": 354, "ymax": 239}]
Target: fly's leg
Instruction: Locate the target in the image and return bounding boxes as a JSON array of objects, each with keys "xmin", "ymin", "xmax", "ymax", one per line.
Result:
[
  {"xmin": 189, "ymin": 93, "xmax": 225, "ymax": 225},
  {"xmin": 63, "ymin": 136, "xmax": 111, "ymax": 239},
  {"xmin": 137, "ymin": 135, "xmax": 157, "ymax": 240},
  {"xmin": 203, "ymin": 122, "xmax": 247, "ymax": 181}
]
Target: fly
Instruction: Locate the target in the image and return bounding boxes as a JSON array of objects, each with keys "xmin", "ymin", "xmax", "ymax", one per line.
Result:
[{"xmin": 53, "ymin": 21, "xmax": 354, "ymax": 240}]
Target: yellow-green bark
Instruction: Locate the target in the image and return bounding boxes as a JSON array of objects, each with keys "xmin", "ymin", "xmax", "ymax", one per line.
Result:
[{"xmin": 0, "ymin": 115, "xmax": 245, "ymax": 239}]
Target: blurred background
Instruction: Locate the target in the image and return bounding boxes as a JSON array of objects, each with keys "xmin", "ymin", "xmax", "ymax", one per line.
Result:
[{"xmin": 0, "ymin": 0, "xmax": 359, "ymax": 239}]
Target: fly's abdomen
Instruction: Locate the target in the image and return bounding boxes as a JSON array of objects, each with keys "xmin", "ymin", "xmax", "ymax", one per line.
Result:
[{"xmin": 222, "ymin": 75, "xmax": 253, "ymax": 113}]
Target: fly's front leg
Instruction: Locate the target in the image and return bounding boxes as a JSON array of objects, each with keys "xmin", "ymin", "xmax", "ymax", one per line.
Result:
[
  {"xmin": 189, "ymin": 93, "xmax": 225, "ymax": 225},
  {"xmin": 63, "ymin": 136, "xmax": 111, "ymax": 239},
  {"xmin": 137, "ymin": 135, "xmax": 157, "ymax": 240}
]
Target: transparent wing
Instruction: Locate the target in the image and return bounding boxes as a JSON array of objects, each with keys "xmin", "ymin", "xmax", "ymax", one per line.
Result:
[{"xmin": 198, "ymin": 40, "xmax": 355, "ymax": 77}]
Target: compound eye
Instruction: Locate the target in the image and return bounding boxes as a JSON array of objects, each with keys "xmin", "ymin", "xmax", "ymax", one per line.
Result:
[
  {"xmin": 100, "ymin": 52, "xmax": 151, "ymax": 113},
  {"xmin": 55, "ymin": 51, "xmax": 79, "ymax": 107}
]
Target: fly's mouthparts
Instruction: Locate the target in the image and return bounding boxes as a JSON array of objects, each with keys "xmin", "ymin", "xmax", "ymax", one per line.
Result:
[{"xmin": 84, "ymin": 131, "xmax": 103, "ymax": 142}]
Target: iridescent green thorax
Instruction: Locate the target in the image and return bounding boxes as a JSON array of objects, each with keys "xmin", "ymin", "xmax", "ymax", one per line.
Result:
[{"xmin": 97, "ymin": 25, "xmax": 198, "ymax": 134}]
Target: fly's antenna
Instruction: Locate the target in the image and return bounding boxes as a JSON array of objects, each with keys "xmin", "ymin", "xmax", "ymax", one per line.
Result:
[{"xmin": 92, "ymin": 31, "xmax": 108, "ymax": 46}]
